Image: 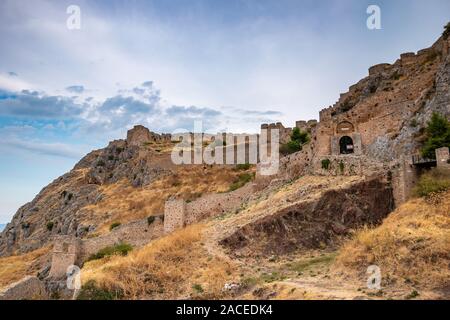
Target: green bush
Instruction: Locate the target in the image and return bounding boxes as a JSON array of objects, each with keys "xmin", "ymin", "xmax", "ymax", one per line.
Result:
[
  {"xmin": 46, "ymin": 221, "xmax": 54, "ymax": 231},
  {"xmin": 109, "ymin": 222, "xmax": 121, "ymax": 231},
  {"xmin": 76, "ymin": 280, "xmax": 123, "ymax": 300},
  {"xmin": 339, "ymin": 161, "xmax": 345, "ymax": 174},
  {"xmin": 147, "ymin": 216, "xmax": 155, "ymax": 226},
  {"xmin": 192, "ymin": 284, "xmax": 204, "ymax": 293},
  {"xmin": 321, "ymin": 159, "xmax": 331, "ymax": 170},
  {"xmin": 414, "ymin": 168, "xmax": 450, "ymax": 197},
  {"xmin": 87, "ymin": 243, "xmax": 133, "ymax": 262},
  {"xmin": 280, "ymin": 127, "xmax": 310, "ymax": 156},
  {"xmin": 405, "ymin": 290, "xmax": 420, "ymax": 300},
  {"xmin": 96, "ymin": 160, "xmax": 106, "ymax": 167},
  {"xmin": 229, "ymin": 173, "xmax": 254, "ymax": 191},
  {"xmin": 390, "ymin": 71, "xmax": 402, "ymax": 81},
  {"xmin": 421, "ymin": 113, "xmax": 450, "ymax": 159},
  {"xmin": 279, "ymin": 141, "xmax": 301, "ymax": 155},
  {"xmin": 235, "ymin": 163, "xmax": 251, "ymax": 171},
  {"xmin": 443, "ymin": 22, "xmax": 450, "ymax": 40}
]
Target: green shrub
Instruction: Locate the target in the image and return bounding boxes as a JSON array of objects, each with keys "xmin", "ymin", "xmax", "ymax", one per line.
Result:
[
  {"xmin": 46, "ymin": 221, "xmax": 54, "ymax": 231},
  {"xmin": 279, "ymin": 141, "xmax": 300, "ymax": 155},
  {"xmin": 229, "ymin": 173, "xmax": 254, "ymax": 191},
  {"xmin": 192, "ymin": 284, "xmax": 204, "ymax": 293},
  {"xmin": 280, "ymin": 127, "xmax": 310, "ymax": 156},
  {"xmin": 260, "ymin": 271, "xmax": 286, "ymax": 283},
  {"xmin": 76, "ymin": 280, "xmax": 123, "ymax": 300},
  {"xmin": 147, "ymin": 216, "xmax": 155, "ymax": 226},
  {"xmin": 443, "ymin": 22, "xmax": 450, "ymax": 40},
  {"xmin": 414, "ymin": 168, "xmax": 450, "ymax": 197},
  {"xmin": 235, "ymin": 163, "xmax": 251, "ymax": 171},
  {"xmin": 87, "ymin": 243, "xmax": 133, "ymax": 262},
  {"xmin": 421, "ymin": 113, "xmax": 450, "ymax": 159},
  {"xmin": 405, "ymin": 290, "xmax": 420, "ymax": 300},
  {"xmin": 109, "ymin": 222, "xmax": 121, "ymax": 231},
  {"xmin": 96, "ymin": 160, "xmax": 105, "ymax": 167},
  {"xmin": 291, "ymin": 127, "xmax": 309, "ymax": 144},
  {"xmin": 339, "ymin": 161, "xmax": 345, "ymax": 174},
  {"xmin": 410, "ymin": 119, "xmax": 418, "ymax": 127},
  {"xmin": 321, "ymin": 159, "xmax": 331, "ymax": 170},
  {"xmin": 390, "ymin": 71, "xmax": 402, "ymax": 81}
]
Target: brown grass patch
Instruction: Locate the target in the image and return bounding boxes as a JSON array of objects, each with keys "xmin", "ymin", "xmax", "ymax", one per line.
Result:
[
  {"xmin": 82, "ymin": 165, "xmax": 254, "ymax": 233},
  {"xmin": 81, "ymin": 224, "xmax": 238, "ymax": 299},
  {"xmin": 334, "ymin": 190, "xmax": 450, "ymax": 290},
  {"xmin": 0, "ymin": 246, "xmax": 51, "ymax": 289}
]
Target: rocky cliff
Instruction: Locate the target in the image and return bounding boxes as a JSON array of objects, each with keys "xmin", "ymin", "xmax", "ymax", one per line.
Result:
[{"xmin": 0, "ymin": 126, "xmax": 175, "ymax": 256}]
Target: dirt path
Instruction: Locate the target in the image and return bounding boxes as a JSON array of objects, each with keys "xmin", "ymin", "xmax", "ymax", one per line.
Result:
[{"xmin": 277, "ymin": 278, "xmax": 368, "ymax": 300}]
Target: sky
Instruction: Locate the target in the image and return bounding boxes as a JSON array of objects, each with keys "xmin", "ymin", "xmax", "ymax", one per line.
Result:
[{"xmin": 0, "ymin": 0, "xmax": 449, "ymax": 223}]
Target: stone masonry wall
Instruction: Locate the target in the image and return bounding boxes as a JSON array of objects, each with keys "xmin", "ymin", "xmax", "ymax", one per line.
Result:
[
  {"xmin": 0, "ymin": 276, "xmax": 47, "ymax": 300},
  {"xmin": 164, "ymin": 182, "xmax": 255, "ymax": 233},
  {"xmin": 436, "ymin": 147, "xmax": 450, "ymax": 169},
  {"xmin": 79, "ymin": 218, "xmax": 163, "ymax": 262},
  {"xmin": 48, "ymin": 217, "xmax": 164, "ymax": 279},
  {"xmin": 315, "ymin": 37, "xmax": 449, "ymax": 160},
  {"xmin": 163, "ymin": 199, "xmax": 186, "ymax": 234},
  {"xmin": 48, "ymin": 236, "xmax": 80, "ymax": 279},
  {"xmin": 184, "ymin": 183, "xmax": 254, "ymax": 224}
]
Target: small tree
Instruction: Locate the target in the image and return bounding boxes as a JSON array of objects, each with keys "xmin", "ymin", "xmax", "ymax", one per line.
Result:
[
  {"xmin": 421, "ymin": 113, "xmax": 450, "ymax": 159},
  {"xmin": 443, "ymin": 22, "xmax": 450, "ymax": 40},
  {"xmin": 291, "ymin": 127, "xmax": 310, "ymax": 145}
]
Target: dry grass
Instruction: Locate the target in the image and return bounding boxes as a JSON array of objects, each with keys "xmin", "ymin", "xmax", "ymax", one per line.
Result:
[
  {"xmin": 0, "ymin": 246, "xmax": 51, "ymax": 289},
  {"xmin": 82, "ymin": 164, "xmax": 254, "ymax": 233},
  {"xmin": 81, "ymin": 224, "xmax": 238, "ymax": 299},
  {"xmin": 334, "ymin": 190, "xmax": 450, "ymax": 290}
]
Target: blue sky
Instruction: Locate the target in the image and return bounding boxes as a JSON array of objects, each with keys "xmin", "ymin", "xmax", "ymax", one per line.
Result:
[{"xmin": 0, "ymin": 0, "xmax": 449, "ymax": 223}]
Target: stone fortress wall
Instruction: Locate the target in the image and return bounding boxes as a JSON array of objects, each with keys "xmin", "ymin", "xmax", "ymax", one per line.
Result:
[
  {"xmin": 46, "ymin": 179, "xmax": 255, "ymax": 281},
  {"xmin": 315, "ymin": 37, "xmax": 450, "ymax": 159},
  {"xmin": 260, "ymin": 120, "xmax": 318, "ymax": 145},
  {"xmin": 164, "ymin": 182, "xmax": 254, "ymax": 233},
  {"xmin": 0, "ymin": 276, "xmax": 47, "ymax": 300},
  {"xmin": 47, "ymin": 217, "xmax": 164, "ymax": 280}
]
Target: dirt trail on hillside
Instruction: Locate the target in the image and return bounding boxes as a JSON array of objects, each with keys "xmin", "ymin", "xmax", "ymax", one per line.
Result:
[{"xmin": 201, "ymin": 176, "xmax": 384, "ymax": 300}]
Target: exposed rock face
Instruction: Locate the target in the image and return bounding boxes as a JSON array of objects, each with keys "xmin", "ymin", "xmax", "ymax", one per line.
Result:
[
  {"xmin": 126, "ymin": 125, "xmax": 171, "ymax": 146},
  {"xmin": 220, "ymin": 178, "xmax": 394, "ymax": 257},
  {"xmin": 0, "ymin": 126, "xmax": 174, "ymax": 257},
  {"xmin": 313, "ymin": 36, "xmax": 450, "ymax": 162}
]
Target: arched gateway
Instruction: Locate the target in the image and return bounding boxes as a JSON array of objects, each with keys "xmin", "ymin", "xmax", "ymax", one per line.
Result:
[{"xmin": 339, "ymin": 136, "xmax": 354, "ymax": 154}]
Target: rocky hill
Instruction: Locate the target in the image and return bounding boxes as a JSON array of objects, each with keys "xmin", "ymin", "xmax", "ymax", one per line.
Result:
[
  {"xmin": 0, "ymin": 125, "xmax": 252, "ymax": 256},
  {"xmin": 0, "ymin": 30, "xmax": 449, "ymax": 300}
]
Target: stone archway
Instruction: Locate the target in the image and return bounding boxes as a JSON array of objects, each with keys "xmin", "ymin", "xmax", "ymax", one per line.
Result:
[{"xmin": 339, "ymin": 136, "xmax": 354, "ymax": 154}]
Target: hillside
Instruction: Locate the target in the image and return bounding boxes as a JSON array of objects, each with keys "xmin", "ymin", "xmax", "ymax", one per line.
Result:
[
  {"xmin": 0, "ymin": 30, "xmax": 449, "ymax": 300},
  {"xmin": 78, "ymin": 180, "xmax": 449, "ymax": 300},
  {"xmin": 0, "ymin": 126, "xmax": 254, "ymax": 256}
]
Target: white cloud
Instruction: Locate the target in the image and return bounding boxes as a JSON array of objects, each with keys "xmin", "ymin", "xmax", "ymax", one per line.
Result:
[
  {"xmin": 0, "ymin": 137, "xmax": 86, "ymax": 159},
  {"xmin": 0, "ymin": 74, "xmax": 33, "ymax": 92}
]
